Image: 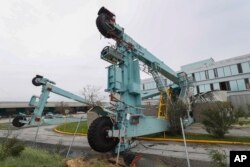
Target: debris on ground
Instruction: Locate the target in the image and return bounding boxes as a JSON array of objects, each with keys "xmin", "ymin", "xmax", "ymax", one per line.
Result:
[{"xmin": 65, "ymin": 155, "xmax": 125, "ymax": 167}]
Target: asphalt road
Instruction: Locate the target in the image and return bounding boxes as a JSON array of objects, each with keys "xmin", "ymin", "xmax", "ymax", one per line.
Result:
[{"xmin": 1, "ymin": 122, "xmax": 250, "ymax": 164}]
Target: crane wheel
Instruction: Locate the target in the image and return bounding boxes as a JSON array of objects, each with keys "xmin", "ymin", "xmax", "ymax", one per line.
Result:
[
  {"xmin": 87, "ymin": 116, "xmax": 119, "ymax": 153},
  {"xmin": 32, "ymin": 75, "xmax": 43, "ymax": 86},
  {"xmin": 96, "ymin": 13, "xmax": 113, "ymax": 38},
  {"xmin": 12, "ymin": 116, "xmax": 26, "ymax": 127}
]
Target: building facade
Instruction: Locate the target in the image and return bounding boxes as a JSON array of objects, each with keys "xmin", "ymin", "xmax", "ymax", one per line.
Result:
[
  {"xmin": 0, "ymin": 101, "xmax": 88, "ymax": 117},
  {"xmin": 141, "ymin": 54, "xmax": 250, "ymax": 112}
]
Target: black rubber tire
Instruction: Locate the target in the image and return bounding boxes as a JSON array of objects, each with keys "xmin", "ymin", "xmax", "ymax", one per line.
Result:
[
  {"xmin": 32, "ymin": 75, "xmax": 43, "ymax": 86},
  {"xmin": 96, "ymin": 13, "xmax": 113, "ymax": 38},
  {"xmin": 87, "ymin": 116, "xmax": 119, "ymax": 153},
  {"xmin": 12, "ymin": 116, "xmax": 26, "ymax": 127}
]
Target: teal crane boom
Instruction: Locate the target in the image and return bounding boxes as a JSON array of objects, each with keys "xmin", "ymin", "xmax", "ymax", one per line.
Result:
[
  {"xmin": 87, "ymin": 7, "xmax": 193, "ymax": 153},
  {"xmin": 12, "ymin": 75, "xmax": 89, "ymax": 127}
]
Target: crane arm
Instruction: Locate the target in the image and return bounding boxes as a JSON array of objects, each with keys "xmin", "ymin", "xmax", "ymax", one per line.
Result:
[
  {"xmin": 96, "ymin": 7, "xmax": 179, "ymax": 85},
  {"xmin": 31, "ymin": 75, "xmax": 88, "ymax": 104}
]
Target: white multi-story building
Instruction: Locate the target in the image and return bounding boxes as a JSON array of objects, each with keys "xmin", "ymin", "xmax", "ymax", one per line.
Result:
[{"xmin": 141, "ymin": 54, "xmax": 250, "ymax": 111}]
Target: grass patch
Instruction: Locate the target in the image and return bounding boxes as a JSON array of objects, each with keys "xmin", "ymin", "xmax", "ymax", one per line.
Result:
[
  {"xmin": 237, "ymin": 117, "xmax": 250, "ymax": 125},
  {"xmin": 56, "ymin": 121, "xmax": 88, "ymax": 134},
  {"xmin": 0, "ymin": 146, "xmax": 64, "ymax": 167},
  {"xmin": 238, "ymin": 120, "xmax": 250, "ymax": 125},
  {"xmin": 0, "ymin": 123, "xmax": 19, "ymax": 130},
  {"xmin": 56, "ymin": 121, "xmax": 250, "ymax": 143},
  {"xmin": 186, "ymin": 133, "xmax": 250, "ymax": 142}
]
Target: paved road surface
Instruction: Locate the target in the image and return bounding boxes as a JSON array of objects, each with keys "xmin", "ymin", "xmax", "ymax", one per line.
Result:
[{"xmin": 1, "ymin": 123, "xmax": 250, "ymax": 163}]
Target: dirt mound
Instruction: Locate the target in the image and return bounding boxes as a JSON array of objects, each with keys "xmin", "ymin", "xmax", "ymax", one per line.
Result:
[{"xmin": 65, "ymin": 155, "xmax": 125, "ymax": 167}]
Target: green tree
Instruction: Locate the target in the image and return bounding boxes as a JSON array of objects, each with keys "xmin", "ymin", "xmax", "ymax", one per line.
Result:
[
  {"xmin": 202, "ymin": 102, "xmax": 244, "ymax": 138},
  {"xmin": 168, "ymin": 100, "xmax": 187, "ymax": 135}
]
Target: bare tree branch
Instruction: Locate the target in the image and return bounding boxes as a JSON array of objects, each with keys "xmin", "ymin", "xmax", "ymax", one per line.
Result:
[{"xmin": 81, "ymin": 85, "xmax": 105, "ymax": 107}]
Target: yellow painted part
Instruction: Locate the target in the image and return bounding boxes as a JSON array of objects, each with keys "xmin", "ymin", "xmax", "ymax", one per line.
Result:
[
  {"xmin": 137, "ymin": 137, "xmax": 250, "ymax": 145},
  {"xmin": 53, "ymin": 128, "xmax": 250, "ymax": 145},
  {"xmin": 157, "ymin": 88, "xmax": 172, "ymax": 119},
  {"xmin": 53, "ymin": 128, "xmax": 250, "ymax": 146},
  {"xmin": 157, "ymin": 92, "xmax": 165, "ymax": 118},
  {"xmin": 53, "ymin": 127, "xmax": 87, "ymax": 136}
]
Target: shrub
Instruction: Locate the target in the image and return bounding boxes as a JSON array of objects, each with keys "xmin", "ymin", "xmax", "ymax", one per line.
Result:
[
  {"xmin": 209, "ymin": 150, "xmax": 228, "ymax": 167},
  {"xmin": 0, "ymin": 147, "xmax": 64, "ymax": 167},
  {"xmin": 0, "ymin": 137, "xmax": 25, "ymax": 160},
  {"xmin": 202, "ymin": 102, "xmax": 244, "ymax": 138},
  {"xmin": 234, "ymin": 106, "xmax": 246, "ymax": 120}
]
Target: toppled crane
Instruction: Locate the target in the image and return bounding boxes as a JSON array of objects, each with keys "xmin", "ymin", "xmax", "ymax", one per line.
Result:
[
  {"xmin": 87, "ymin": 7, "xmax": 194, "ymax": 153},
  {"xmin": 12, "ymin": 7, "xmax": 194, "ymax": 154}
]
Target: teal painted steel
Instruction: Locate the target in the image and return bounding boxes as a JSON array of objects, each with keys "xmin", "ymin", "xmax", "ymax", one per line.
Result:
[
  {"xmin": 126, "ymin": 116, "xmax": 170, "ymax": 137},
  {"xmin": 20, "ymin": 76, "xmax": 89, "ymax": 126},
  {"xmin": 96, "ymin": 7, "xmax": 194, "ymax": 153},
  {"xmin": 96, "ymin": 7, "xmax": 177, "ymax": 152},
  {"xmin": 30, "ymin": 85, "xmax": 50, "ymax": 125},
  {"xmin": 107, "ymin": 65, "xmax": 122, "ymax": 91}
]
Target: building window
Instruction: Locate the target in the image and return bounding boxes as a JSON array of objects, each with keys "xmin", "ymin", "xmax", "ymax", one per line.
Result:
[
  {"xmin": 208, "ymin": 69, "xmax": 215, "ymax": 79},
  {"xmin": 237, "ymin": 63, "xmax": 243, "ymax": 73},
  {"xmin": 214, "ymin": 68, "xmax": 218, "ymax": 78},
  {"xmin": 188, "ymin": 73, "xmax": 193, "ymax": 82},
  {"xmin": 217, "ymin": 67, "xmax": 225, "ymax": 77},
  {"xmin": 195, "ymin": 72, "xmax": 201, "ymax": 81},
  {"xmin": 196, "ymin": 86, "xmax": 200, "ymax": 94},
  {"xmin": 230, "ymin": 64, "xmax": 238, "ymax": 75},
  {"xmin": 237, "ymin": 79, "xmax": 246, "ymax": 90},
  {"xmin": 219, "ymin": 81, "xmax": 230, "ymax": 91},
  {"xmin": 200, "ymin": 71, "xmax": 206, "ymax": 81},
  {"xmin": 204, "ymin": 84, "xmax": 211, "ymax": 92},
  {"xmin": 223, "ymin": 66, "xmax": 231, "ymax": 76},
  {"xmin": 242, "ymin": 62, "xmax": 250, "ymax": 73},
  {"xmin": 213, "ymin": 83, "xmax": 220, "ymax": 90},
  {"xmin": 229, "ymin": 80, "xmax": 238, "ymax": 91},
  {"xmin": 207, "ymin": 70, "xmax": 214, "ymax": 79},
  {"xmin": 199, "ymin": 85, "xmax": 205, "ymax": 93},
  {"xmin": 142, "ymin": 84, "xmax": 145, "ymax": 90},
  {"xmin": 205, "ymin": 70, "xmax": 209, "ymax": 80},
  {"xmin": 245, "ymin": 78, "xmax": 250, "ymax": 89},
  {"xmin": 144, "ymin": 82, "xmax": 155, "ymax": 90},
  {"xmin": 210, "ymin": 83, "xmax": 214, "ymax": 91},
  {"xmin": 192, "ymin": 73, "xmax": 195, "ymax": 81}
]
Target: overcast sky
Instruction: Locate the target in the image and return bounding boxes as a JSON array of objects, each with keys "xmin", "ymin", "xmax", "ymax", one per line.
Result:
[{"xmin": 0, "ymin": 0, "xmax": 250, "ymax": 101}]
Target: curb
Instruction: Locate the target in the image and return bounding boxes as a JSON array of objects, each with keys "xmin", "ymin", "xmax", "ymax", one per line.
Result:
[
  {"xmin": 53, "ymin": 127, "xmax": 87, "ymax": 136},
  {"xmin": 53, "ymin": 128, "xmax": 250, "ymax": 146},
  {"xmin": 137, "ymin": 137, "xmax": 250, "ymax": 145}
]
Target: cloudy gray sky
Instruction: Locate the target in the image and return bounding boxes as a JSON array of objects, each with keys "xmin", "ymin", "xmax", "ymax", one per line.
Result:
[{"xmin": 0, "ymin": 0, "xmax": 250, "ymax": 101}]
